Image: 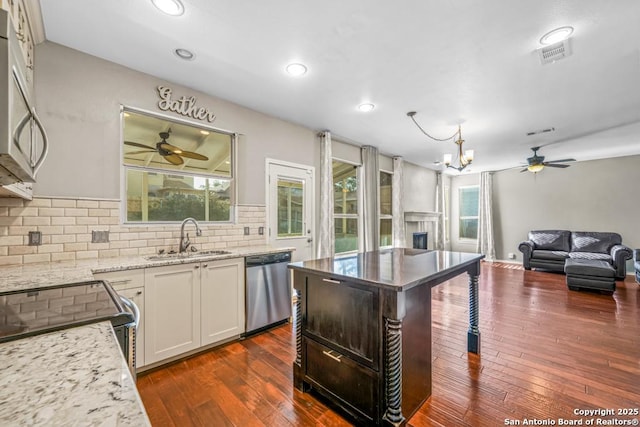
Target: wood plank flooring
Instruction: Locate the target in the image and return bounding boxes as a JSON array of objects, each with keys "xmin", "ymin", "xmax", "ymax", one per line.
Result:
[{"xmin": 137, "ymin": 263, "xmax": 640, "ymax": 426}]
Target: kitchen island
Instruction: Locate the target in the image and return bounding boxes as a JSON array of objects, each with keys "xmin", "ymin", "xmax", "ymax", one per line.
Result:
[{"xmin": 289, "ymin": 248, "xmax": 484, "ymax": 426}]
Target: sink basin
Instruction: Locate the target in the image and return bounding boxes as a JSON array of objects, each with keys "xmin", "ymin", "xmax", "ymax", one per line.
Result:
[{"xmin": 145, "ymin": 250, "xmax": 232, "ymax": 261}]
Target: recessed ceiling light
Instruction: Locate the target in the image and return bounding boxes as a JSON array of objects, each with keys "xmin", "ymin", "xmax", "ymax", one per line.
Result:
[
  {"xmin": 200, "ymin": 130, "xmax": 210, "ymax": 135},
  {"xmin": 174, "ymin": 48, "xmax": 195, "ymax": 60},
  {"xmin": 539, "ymin": 26, "xmax": 574, "ymax": 45},
  {"xmin": 358, "ymin": 103, "xmax": 375, "ymax": 112},
  {"xmin": 151, "ymin": 0, "xmax": 185, "ymax": 16},
  {"xmin": 285, "ymin": 63, "xmax": 307, "ymax": 77}
]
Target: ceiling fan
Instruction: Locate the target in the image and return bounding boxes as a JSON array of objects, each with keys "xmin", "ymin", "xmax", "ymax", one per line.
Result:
[
  {"xmin": 521, "ymin": 146, "xmax": 575, "ymax": 173},
  {"xmin": 124, "ymin": 130, "xmax": 209, "ymax": 165}
]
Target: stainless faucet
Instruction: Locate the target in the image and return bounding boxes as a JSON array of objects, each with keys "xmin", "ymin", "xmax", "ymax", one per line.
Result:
[{"xmin": 179, "ymin": 217, "xmax": 202, "ymax": 253}]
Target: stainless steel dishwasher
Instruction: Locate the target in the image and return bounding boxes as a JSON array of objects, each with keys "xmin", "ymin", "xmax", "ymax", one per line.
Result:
[{"xmin": 245, "ymin": 251, "xmax": 292, "ymax": 335}]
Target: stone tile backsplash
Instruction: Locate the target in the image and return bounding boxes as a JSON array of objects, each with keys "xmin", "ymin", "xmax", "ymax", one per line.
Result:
[{"xmin": 0, "ymin": 197, "xmax": 266, "ymax": 266}]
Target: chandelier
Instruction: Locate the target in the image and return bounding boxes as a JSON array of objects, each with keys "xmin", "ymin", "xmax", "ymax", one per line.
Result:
[{"xmin": 407, "ymin": 111, "xmax": 474, "ymax": 172}]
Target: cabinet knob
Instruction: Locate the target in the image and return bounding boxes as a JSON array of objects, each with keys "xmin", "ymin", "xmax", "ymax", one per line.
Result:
[
  {"xmin": 135, "ymin": 291, "xmax": 142, "ymax": 296},
  {"xmin": 202, "ymin": 264, "xmax": 208, "ymax": 268},
  {"xmin": 194, "ymin": 265, "xmax": 200, "ymax": 269}
]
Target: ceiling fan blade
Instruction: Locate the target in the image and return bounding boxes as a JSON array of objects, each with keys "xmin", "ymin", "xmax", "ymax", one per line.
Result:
[
  {"xmin": 544, "ymin": 163, "xmax": 570, "ymax": 168},
  {"xmin": 163, "ymin": 153, "xmax": 184, "ymax": 165},
  {"xmin": 125, "ymin": 150, "xmax": 156, "ymax": 155},
  {"xmin": 545, "ymin": 158, "xmax": 576, "ymax": 164},
  {"xmin": 158, "ymin": 142, "xmax": 184, "ymax": 154},
  {"xmin": 178, "ymin": 151, "xmax": 209, "ymax": 161},
  {"xmin": 125, "ymin": 141, "xmax": 156, "ymax": 150}
]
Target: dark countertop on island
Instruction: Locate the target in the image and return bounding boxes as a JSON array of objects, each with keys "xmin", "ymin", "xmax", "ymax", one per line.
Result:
[{"xmin": 288, "ymin": 248, "xmax": 484, "ymax": 291}]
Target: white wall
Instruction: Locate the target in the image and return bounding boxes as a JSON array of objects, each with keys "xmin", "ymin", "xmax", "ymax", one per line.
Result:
[{"xmin": 34, "ymin": 42, "xmax": 318, "ymax": 204}]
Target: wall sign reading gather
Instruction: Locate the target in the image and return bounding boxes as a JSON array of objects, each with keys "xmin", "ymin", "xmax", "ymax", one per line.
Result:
[{"xmin": 156, "ymin": 86, "xmax": 216, "ymax": 123}]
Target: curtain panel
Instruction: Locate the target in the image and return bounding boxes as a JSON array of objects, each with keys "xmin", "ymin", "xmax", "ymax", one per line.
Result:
[
  {"xmin": 434, "ymin": 171, "xmax": 445, "ymax": 250},
  {"xmin": 317, "ymin": 131, "xmax": 335, "ymax": 259},
  {"xmin": 392, "ymin": 156, "xmax": 406, "ymax": 248},
  {"xmin": 361, "ymin": 146, "xmax": 380, "ymax": 252},
  {"xmin": 477, "ymin": 171, "xmax": 496, "ymax": 260}
]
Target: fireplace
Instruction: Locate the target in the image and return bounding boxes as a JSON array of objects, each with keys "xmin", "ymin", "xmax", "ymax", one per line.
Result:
[{"xmin": 413, "ymin": 232, "xmax": 428, "ymax": 250}]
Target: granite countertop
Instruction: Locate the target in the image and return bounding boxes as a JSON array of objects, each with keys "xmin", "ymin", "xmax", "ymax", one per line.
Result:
[
  {"xmin": 0, "ymin": 245, "xmax": 293, "ymax": 425},
  {"xmin": 0, "ymin": 322, "xmax": 150, "ymax": 426},
  {"xmin": 289, "ymin": 248, "xmax": 484, "ymax": 291},
  {"xmin": 0, "ymin": 245, "xmax": 294, "ymax": 293}
]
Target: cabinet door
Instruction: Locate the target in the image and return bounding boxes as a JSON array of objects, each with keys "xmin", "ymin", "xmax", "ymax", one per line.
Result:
[
  {"xmin": 118, "ymin": 286, "xmax": 145, "ymax": 368},
  {"xmin": 305, "ymin": 273, "xmax": 379, "ymax": 368},
  {"xmin": 200, "ymin": 258, "xmax": 245, "ymax": 346},
  {"xmin": 145, "ymin": 263, "xmax": 201, "ymax": 364}
]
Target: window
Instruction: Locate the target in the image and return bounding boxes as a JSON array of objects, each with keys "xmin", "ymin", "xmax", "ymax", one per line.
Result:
[
  {"xmin": 459, "ymin": 185, "xmax": 479, "ymax": 239},
  {"xmin": 333, "ymin": 160, "xmax": 359, "ymax": 254},
  {"xmin": 379, "ymin": 171, "xmax": 392, "ymax": 247},
  {"xmin": 123, "ymin": 109, "xmax": 234, "ymax": 223}
]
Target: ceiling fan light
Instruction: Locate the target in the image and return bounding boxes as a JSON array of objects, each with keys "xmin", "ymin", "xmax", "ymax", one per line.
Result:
[
  {"xmin": 443, "ymin": 153, "xmax": 453, "ymax": 166},
  {"xmin": 528, "ymin": 164, "xmax": 545, "ymax": 173},
  {"xmin": 151, "ymin": 0, "xmax": 184, "ymax": 16}
]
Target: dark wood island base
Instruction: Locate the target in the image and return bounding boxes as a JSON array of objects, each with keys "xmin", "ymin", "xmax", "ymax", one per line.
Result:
[{"xmin": 289, "ymin": 249, "xmax": 484, "ymax": 426}]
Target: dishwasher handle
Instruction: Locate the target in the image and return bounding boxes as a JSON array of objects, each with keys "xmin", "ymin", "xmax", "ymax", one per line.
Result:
[{"xmin": 245, "ymin": 251, "xmax": 291, "ymax": 267}]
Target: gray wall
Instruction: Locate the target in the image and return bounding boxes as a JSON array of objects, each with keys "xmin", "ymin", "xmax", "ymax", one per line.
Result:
[
  {"xmin": 34, "ymin": 41, "xmax": 318, "ymax": 204},
  {"xmin": 493, "ymin": 154, "xmax": 640, "ymax": 263}
]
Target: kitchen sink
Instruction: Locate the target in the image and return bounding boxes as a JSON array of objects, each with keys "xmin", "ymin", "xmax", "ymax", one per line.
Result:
[{"xmin": 145, "ymin": 250, "xmax": 232, "ymax": 261}]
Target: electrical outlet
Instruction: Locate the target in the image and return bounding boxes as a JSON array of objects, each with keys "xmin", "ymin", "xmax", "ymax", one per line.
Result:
[
  {"xmin": 244, "ymin": 227, "xmax": 250, "ymax": 235},
  {"xmin": 508, "ymin": 252, "xmax": 516, "ymax": 259},
  {"xmin": 28, "ymin": 231, "xmax": 42, "ymax": 246}
]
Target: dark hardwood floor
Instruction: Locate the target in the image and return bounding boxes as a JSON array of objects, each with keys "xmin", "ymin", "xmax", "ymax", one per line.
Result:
[{"xmin": 137, "ymin": 263, "xmax": 640, "ymax": 426}]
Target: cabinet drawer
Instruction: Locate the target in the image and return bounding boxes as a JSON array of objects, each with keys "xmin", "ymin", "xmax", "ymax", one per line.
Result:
[
  {"xmin": 93, "ymin": 268, "xmax": 145, "ymax": 291},
  {"xmin": 305, "ymin": 338, "xmax": 378, "ymax": 421}
]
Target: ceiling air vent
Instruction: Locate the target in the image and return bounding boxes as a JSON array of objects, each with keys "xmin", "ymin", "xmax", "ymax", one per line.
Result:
[{"xmin": 539, "ymin": 39, "xmax": 572, "ymax": 64}]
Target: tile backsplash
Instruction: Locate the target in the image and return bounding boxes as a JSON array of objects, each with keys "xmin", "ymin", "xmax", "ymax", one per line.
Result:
[{"xmin": 0, "ymin": 197, "xmax": 266, "ymax": 266}]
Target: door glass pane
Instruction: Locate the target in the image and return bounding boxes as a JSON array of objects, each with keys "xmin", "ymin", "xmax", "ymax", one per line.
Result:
[
  {"xmin": 335, "ymin": 218, "xmax": 358, "ymax": 253},
  {"xmin": 277, "ymin": 178, "xmax": 303, "ymax": 237},
  {"xmin": 333, "ymin": 161, "xmax": 358, "ymax": 214},
  {"xmin": 380, "ymin": 218, "xmax": 392, "ymax": 247},
  {"xmin": 126, "ymin": 169, "xmax": 230, "ymax": 222}
]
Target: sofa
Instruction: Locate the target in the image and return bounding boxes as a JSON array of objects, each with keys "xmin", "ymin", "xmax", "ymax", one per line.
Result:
[
  {"xmin": 518, "ymin": 230, "xmax": 632, "ymax": 280},
  {"xmin": 634, "ymin": 249, "xmax": 640, "ymax": 283}
]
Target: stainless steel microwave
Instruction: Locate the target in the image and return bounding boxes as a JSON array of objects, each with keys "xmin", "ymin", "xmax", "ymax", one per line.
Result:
[{"xmin": 0, "ymin": 9, "xmax": 48, "ymax": 185}]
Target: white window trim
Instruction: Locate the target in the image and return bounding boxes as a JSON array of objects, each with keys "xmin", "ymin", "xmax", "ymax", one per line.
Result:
[
  {"xmin": 119, "ymin": 105, "xmax": 238, "ymax": 225},
  {"xmin": 379, "ymin": 169, "xmax": 393, "ymax": 249},
  {"xmin": 458, "ymin": 184, "xmax": 479, "ymax": 241},
  {"xmin": 332, "ymin": 157, "xmax": 361, "ymax": 255}
]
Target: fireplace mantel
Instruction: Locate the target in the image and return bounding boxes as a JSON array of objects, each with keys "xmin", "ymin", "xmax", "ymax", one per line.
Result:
[{"xmin": 404, "ymin": 211, "xmax": 442, "ymax": 222}]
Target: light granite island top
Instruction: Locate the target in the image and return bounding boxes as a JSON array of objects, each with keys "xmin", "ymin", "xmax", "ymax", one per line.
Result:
[{"xmin": 0, "ymin": 322, "xmax": 150, "ymax": 426}]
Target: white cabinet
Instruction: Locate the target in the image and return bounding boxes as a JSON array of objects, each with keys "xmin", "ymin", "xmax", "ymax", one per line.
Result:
[
  {"xmin": 144, "ymin": 257, "xmax": 245, "ymax": 365},
  {"xmin": 201, "ymin": 258, "xmax": 245, "ymax": 346},
  {"xmin": 93, "ymin": 269, "xmax": 146, "ymax": 368},
  {"xmin": 144, "ymin": 263, "xmax": 201, "ymax": 365}
]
